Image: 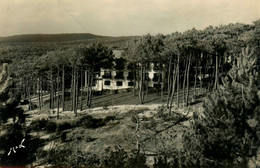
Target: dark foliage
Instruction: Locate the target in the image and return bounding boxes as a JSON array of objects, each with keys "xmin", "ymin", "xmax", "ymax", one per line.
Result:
[
  {"xmin": 60, "ymin": 131, "xmax": 67, "ymax": 142},
  {"xmin": 29, "ymin": 118, "xmax": 58, "ymax": 133},
  {"xmin": 28, "ymin": 118, "xmax": 49, "ymax": 131},
  {"xmin": 45, "ymin": 121, "xmax": 57, "ymax": 133},
  {"xmin": 180, "ymin": 48, "xmax": 260, "ymax": 167},
  {"xmin": 0, "ymin": 124, "xmax": 44, "ymax": 166},
  {"xmin": 56, "ymin": 121, "xmax": 73, "ymax": 132},
  {"xmin": 103, "ymin": 115, "xmax": 116, "ymax": 123},
  {"xmin": 75, "ymin": 115, "xmax": 108, "ymax": 129}
]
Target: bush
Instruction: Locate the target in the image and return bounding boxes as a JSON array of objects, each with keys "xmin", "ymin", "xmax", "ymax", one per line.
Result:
[
  {"xmin": 60, "ymin": 131, "xmax": 67, "ymax": 142},
  {"xmin": 30, "ymin": 103, "xmax": 38, "ymax": 110},
  {"xmin": 180, "ymin": 48, "xmax": 260, "ymax": 167},
  {"xmin": 56, "ymin": 122, "xmax": 72, "ymax": 133},
  {"xmin": 36, "ymin": 147, "xmax": 48, "ymax": 159},
  {"xmin": 126, "ymin": 153, "xmax": 148, "ymax": 168},
  {"xmin": 153, "ymin": 156, "xmax": 172, "ymax": 168},
  {"xmin": 103, "ymin": 147, "xmax": 128, "ymax": 168},
  {"xmin": 102, "ymin": 147, "xmax": 148, "ymax": 168},
  {"xmin": 29, "ymin": 118, "xmax": 58, "ymax": 133},
  {"xmin": 45, "ymin": 143, "xmax": 101, "ymax": 168},
  {"xmin": 29, "ymin": 118, "xmax": 48, "ymax": 131},
  {"xmin": 76, "ymin": 115, "xmax": 105, "ymax": 129},
  {"xmin": 103, "ymin": 115, "xmax": 116, "ymax": 123},
  {"xmin": 84, "ymin": 135, "xmax": 95, "ymax": 142},
  {"xmin": 46, "ymin": 121, "xmax": 57, "ymax": 133}
]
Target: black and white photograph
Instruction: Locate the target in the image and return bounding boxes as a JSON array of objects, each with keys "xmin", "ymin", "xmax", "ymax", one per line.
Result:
[{"xmin": 0, "ymin": 0, "xmax": 259, "ymax": 167}]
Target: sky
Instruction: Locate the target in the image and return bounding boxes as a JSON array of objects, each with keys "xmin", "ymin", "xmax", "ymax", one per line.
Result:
[{"xmin": 0, "ymin": 0, "xmax": 259, "ymax": 37}]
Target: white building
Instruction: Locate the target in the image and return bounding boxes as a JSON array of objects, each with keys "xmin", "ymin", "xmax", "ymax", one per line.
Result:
[{"xmin": 91, "ymin": 50, "xmax": 162, "ymax": 91}]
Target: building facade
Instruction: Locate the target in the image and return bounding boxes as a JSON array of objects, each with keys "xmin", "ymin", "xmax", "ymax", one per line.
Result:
[{"xmin": 90, "ymin": 50, "xmax": 162, "ymax": 91}]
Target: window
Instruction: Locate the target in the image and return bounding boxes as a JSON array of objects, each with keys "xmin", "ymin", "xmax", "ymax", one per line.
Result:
[
  {"xmin": 104, "ymin": 80, "xmax": 111, "ymax": 86},
  {"xmin": 127, "ymin": 72, "xmax": 134, "ymax": 80},
  {"xmin": 102, "ymin": 70, "xmax": 112, "ymax": 78},
  {"xmin": 116, "ymin": 81, "xmax": 123, "ymax": 86},
  {"xmin": 128, "ymin": 82, "xmax": 134, "ymax": 86},
  {"xmin": 115, "ymin": 71, "xmax": 124, "ymax": 79}
]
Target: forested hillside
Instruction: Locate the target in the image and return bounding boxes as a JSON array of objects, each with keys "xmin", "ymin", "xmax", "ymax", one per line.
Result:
[{"xmin": 0, "ymin": 33, "xmax": 109, "ymax": 42}]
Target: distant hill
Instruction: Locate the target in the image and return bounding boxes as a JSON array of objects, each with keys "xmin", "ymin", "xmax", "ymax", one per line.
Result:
[{"xmin": 0, "ymin": 33, "xmax": 109, "ymax": 43}]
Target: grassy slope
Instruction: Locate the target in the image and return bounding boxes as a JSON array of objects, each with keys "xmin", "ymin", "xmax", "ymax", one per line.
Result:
[{"xmin": 26, "ymin": 88, "xmax": 206, "ymax": 166}]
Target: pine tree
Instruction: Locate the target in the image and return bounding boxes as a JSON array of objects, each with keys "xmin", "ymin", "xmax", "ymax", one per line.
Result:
[{"xmin": 182, "ymin": 47, "xmax": 260, "ymax": 167}]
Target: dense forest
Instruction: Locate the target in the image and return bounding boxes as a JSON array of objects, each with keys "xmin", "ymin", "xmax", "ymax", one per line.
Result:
[{"xmin": 0, "ymin": 20, "xmax": 259, "ymax": 167}]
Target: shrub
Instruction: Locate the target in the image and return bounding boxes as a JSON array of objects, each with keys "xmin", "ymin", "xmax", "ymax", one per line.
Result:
[
  {"xmin": 76, "ymin": 115, "xmax": 105, "ymax": 129},
  {"xmin": 60, "ymin": 132, "xmax": 67, "ymax": 142},
  {"xmin": 103, "ymin": 147, "xmax": 128, "ymax": 168},
  {"xmin": 45, "ymin": 143, "xmax": 101, "ymax": 168},
  {"xmin": 131, "ymin": 114, "xmax": 138, "ymax": 124},
  {"xmin": 56, "ymin": 122, "xmax": 72, "ymax": 133},
  {"xmin": 30, "ymin": 103, "xmax": 38, "ymax": 110},
  {"xmin": 128, "ymin": 108, "xmax": 149, "ymax": 114},
  {"xmin": 29, "ymin": 118, "xmax": 48, "ymax": 131},
  {"xmin": 181, "ymin": 48, "xmax": 260, "ymax": 167},
  {"xmin": 29, "ymin": 118, "xmax": 58, "ymax": 133},
  {"xmin": 157, "ymin": 105, "xmax": 167, "ymax": 118},
  {"xmin": 102, "ymin": 147, "xmax": 148, "ymax": 168},
  {"xmin": 85, "ymin": 135, "xmax": 95, "ymax": 142},
  {"xmin": 36, "ymin": 147, "xmax": 48, "ymax": 159},
  {"xmin": 153, "ymin": 156, "xmax": 172, "ymax": 168},
  {"xmin": 103, "ymin": 115, "xmax": 116, "ymax": 123},
  {"xmin": 126, "ymin": 153, "xmax": 148, "ymax": 168},
  {"xmin": 46, "ymin": 121, "xmax": 57, "ymax": 133}
]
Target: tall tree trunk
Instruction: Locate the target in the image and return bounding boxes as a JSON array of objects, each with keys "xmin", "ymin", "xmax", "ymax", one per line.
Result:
[
  {"xmin": 80, "ymin": 69, "xmax": 83, "ymax": 111},
  {"xmin": 161, "ymin": 68, "xmax": 165, "ymax": 101},
  {"xmin": 85, "ymin": 70, "xmax": 88, "ymax": 88},
  {"xmin": 194, "ymin": 56, "xmax": 198, "ymax": 98},
  {"xmin": 169, "ymin": 65, "xmax": 177, "ymax": 115},
  {"xmin": 139, "ymin": 64, "xmax": 144, "ymax": 104},
  {"xmin": 38, "ymin": 77, "xmax": 41, "ymax": 110},
  {"xmin": 33, "ymin": 80, "xmax": 36, "ymax": 97},
  {"xmin": 88, "ymin": 72, "xmax": 94, "ymax": 108},
  {"xmin": 40, "ymin": 77, "xmax": 43, "ymax": 107},
  {"xmin": 200, "ymin": 62, "xmax": 203, "ymax": 94},
  {"xmin": 186, "ymin": 55, "xmax": 191, "ymax": 106},
  {"xmin": 183, "ymin": 59, "xmax": 188, "ymax": 107},
  {"xmin": 86, "ymin": 70, "xmax": 90, "ymax": 108},
  {"xmin": 137, "ymin": 67, "xmax": 140, "ymax": 95},
  {"xmin": 142, "ymin": 66, "xmax": 145, "ymax": 103},
  {"xmin": 157, "ymin": 72, "xmax": 160, "ymax": 96},
  {"xmin": 167, "ymin": 58, "xmax": 172, "ymax": 108},
  {"xmin": 57, "ymin": 69, "xmax": 60, "ymax": 119},
  {"xmin": 49, "ymin": 73, "xmax": 52, "ymax": 110},
  {"xmin": 133, "ymin": 70, "xmax": 136, "ymax": 96},
  {"xmin": 28, "ymin": 78, "xmax": 31, "ymax": 111},
  {"xmin": 62, "ymin": 64, "xmax": 65, "ymax": 112},
  {"xmin": 177, "ymin": 55, "xmax": 180, "ymax": 108},
  {"xmin": 73, "ymin": 68, "xmax": 77, "ymax": 117},
  {"xmin": 51, "ymin": 69, "xmax": 54, "ymax": 109},
  {"xmin": 145, "ymin": 70, "xmax": 149, "ymax": 97},
  {"xmin": 71, "ymin": 68, "xmax": 74, "ymax": 111},
  {"xmin": 214, "ymin": 52, "xmax": 219, "ymax": 90},
  {"xmin": 76, "ymin": 69, "xmax": 79, "ymax": 113}
]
